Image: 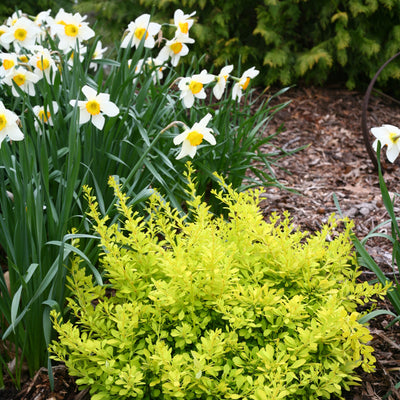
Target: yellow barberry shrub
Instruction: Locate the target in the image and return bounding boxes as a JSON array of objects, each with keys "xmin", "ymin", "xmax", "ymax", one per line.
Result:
[{"xmin": 49, "ymin": 165, "xmax": 386, "ymax": 400}]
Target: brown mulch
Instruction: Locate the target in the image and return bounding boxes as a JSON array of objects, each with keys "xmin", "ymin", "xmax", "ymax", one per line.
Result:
[
  {"xmin": 261, "ymin": 84, "xmax": 400, "ymax": 399},
  {"xmin": 1, "ymin": 85, "xmax": 400, "ymax": 399}
]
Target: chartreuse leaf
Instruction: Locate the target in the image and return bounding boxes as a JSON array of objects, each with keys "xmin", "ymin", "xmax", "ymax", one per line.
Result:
[{"xmin": 49, "ymin": 167, "xmax": 386, "ymax": 399}]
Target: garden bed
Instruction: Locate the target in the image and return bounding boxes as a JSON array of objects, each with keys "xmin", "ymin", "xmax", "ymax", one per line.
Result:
[{"xmin": 1, "ymin": 84, "xmax": 400, "ymax": 399}]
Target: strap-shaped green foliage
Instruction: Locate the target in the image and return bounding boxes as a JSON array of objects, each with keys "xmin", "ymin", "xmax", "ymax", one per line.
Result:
[
  {"xmin": 50, "ymin": 164, "xmax": 387, "ymax": 400},
  {"xmin": 75, "ymin": 0, "xmax": 400, "ymax": 90}
]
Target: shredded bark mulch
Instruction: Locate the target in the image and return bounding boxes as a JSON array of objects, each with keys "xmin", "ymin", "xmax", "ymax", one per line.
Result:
[
  {"xmin": 1, "ymin": 85, "xmax": 400, "ymax": 399},
  {"xmin": 261, "ymin": 84, "xmax": 400, "ymax": 399}
]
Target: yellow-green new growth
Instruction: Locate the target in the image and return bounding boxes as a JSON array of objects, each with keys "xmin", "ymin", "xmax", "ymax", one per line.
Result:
[{"xmin": 50, "ymin": 165, "xmax": 386, "ymax": 400}]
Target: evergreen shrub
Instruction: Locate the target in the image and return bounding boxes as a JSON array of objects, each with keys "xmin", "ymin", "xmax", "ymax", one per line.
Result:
[
  {"xmin": 50, "ymin": 165, "xmax": 386, "ymax": 400},
  {"xmin": 0, "ymin": 0, "xmax": 73, "ymax": 23},
  {"xmin": 75, "ymin": 0, "xmax": 400, "ymax": 89}
]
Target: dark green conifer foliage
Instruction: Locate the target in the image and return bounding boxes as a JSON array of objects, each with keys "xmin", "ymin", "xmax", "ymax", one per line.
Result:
[
  {"xmin": 75, "ymin": 0, "xmax": 400, "ymax": 90},
  {"xmin": 0, "ymin": 0, "xmax": 74, "ymax": 23}
]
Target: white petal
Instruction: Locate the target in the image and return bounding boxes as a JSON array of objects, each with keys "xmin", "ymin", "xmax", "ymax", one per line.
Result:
[
  {"xmin": 371, "ymin": 127, "xmax": 392, "ymax": 146},
  {"xmin": 213, "ymin": 84, "xmax": 223, "ymax": 100},
  {"xmin": 79, "ymin": 25, "xmax": 95, "ymax": 41},
  {"xmin": 195, "ymin": 90, "xmax": 206, "ymax": 100},
  {"xmin": 382, "ymin": 124, "xmax": 400, "ymax": 133},
  {"xmin": 52, "ymin": 102, "xmax": 59, "ymax": 113},
  {"xmin": 371, "ymin": 126, "xmax": 386, "ymax": 138},
  {"xmin": 0, "ymin": 32, "xmax": 14, "ymax": 44},
  {"xmin": 157, "ymin": 47, "xmax": 170, "ymax": 63},
  {"xmin": 92, "ymin": 114, "xmax": 105, "ymax": 130},
  {"xmin": 170, "ymin": 54, "xmax": 181, "ymax": 67},
  {"xmin": 102, "ymin": 101, "xmax": 119, "ymax": 117},
  {"xmin": 203, "ymin": 131, "xmax": 216, "ymax": 145},
  {"xmin": 174, "ymin": 10, "xmax": 184, "ymax": 24},
  {"xmin": 182, "ymin": 94, "xmax": 194, "ymax": 108},
  {"xmin": 199, "ymin": 113, "xmax": 212, "ymax": 127},
  {"xmin": 185, "ymin": 142, "xmax": 197, "ymax": 158},
  {"xmin": 148, "ymin": 23, "xmax": 161, "ymax": 36},
  {"xmin": 121, "ymin": 33, "xmax": 133, "ymax": 48},
  {"xmin": 144, "ymin": 36, "xmax": 155, "ymax": 49},
  {"xmin": 232, "ymin": 84, "xmax": 241, "ymax": 101},
  {"xmin": 7, "ymin": 124, "xmax": 24, "ymax": 141},
  {"xmin": 0, "ymin": 132, "xmax": 6, "ymax": 147},
  {"xmin": 220, "ymin": 65, "xmax": 234, "ymax": 75},
  {"xmin": 196, "ymin": 70, "xmax": 214, "ymax": 84},
  {"xmin": 79, "ymin": 109, "xmax": 91, "ymax": 125},
  {"xmin": 243, "ymin": 66, "xmax": 259, "ymax": 79},
  {"xmin": 82, "ymin": 85, "xmax": 97, "ymax": 100},
  {"xmin": 4, "ymin": 109, "xmax": 18, "ymax": 124},
  {"xmin": 386, "ymin": 145, "xmax": 400, "ymax": 163},
  {"xmin": 178, "ymin": 78, "xmax": 190, "ymax": 91},
  {"xmin": 136, "ymin": 14, "xmax": 151, "ymax": 26},
  {"xmin": 26, "ymin": 82, "xmax": 36, "ymax": 96},
  {"xmin": 173, "ymin": 131, "xmax": 189, "ymax": 145},
  {"xmin": 176, "ymin": 140, "xmax": 196, "ymax": 159},
  {"xmin": 97, "ymin": 92, "xmax": 110, "ymax": 102},
  {"xmin": 179, "ymin": 45, "xmax": 190, "ymax": 56}
]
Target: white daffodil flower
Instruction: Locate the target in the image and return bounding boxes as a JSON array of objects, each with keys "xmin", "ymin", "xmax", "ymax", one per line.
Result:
[
  {"xmin": 34, "ymin": 10, "xmax": 54, "ymax": 29},
  {"xmin": 0, "ymin": 100, "xmax": 24, "ymax": 146},
  {"xmin": 70, "ymin": 85, "xmax": 119, "ymax": 130},
  {"xmin": 0, "ymin": 25, "xmax": 10, "ymax": 50},
  {"xmin": 158, "ymin": 35, "xmax": 194, "ymax": 67},
  {"xmin": 89, "ymin": 41, "xmax": 108, "ymax": 71},
  {"xmin": 0, "ymin": 17, "xmax": 41, "ymax": 51},
  {"xmin": 33, "ymin": 101, "xmax": 59, "ymax": 130},
  {"xmin": 232, "ymin": 66, "xmax": 259, "ymax": 101},
  {"xmin": 213, "ymin": 64, "xmax": 234, "ymax": 100},
  {"xmin": 34, "ymin": 10, "xmax": 55, "ymax": 41},
  {"xmin": 3, "ymin": 66, "xmax": 41, "ymax": 97},
  {"xmin": 178, "ymin": 69, "xmax": 215, "ymax": 108},
  {"xmin": 146, "ymin": 57, "xmax": 165, "ymax": 83},
  {"xmin": 6, "ymin": 10, "xmax": 24, "ymax": 27},
  {"xmin": 372, "ymin": 124, "xmax": 400, "ymax": 163},
  {"xmin": 0, "ymin": 52, "xmax": 19, "ymax": 77},
  {"xmin": 173, "ymin": 113, "xmax": 216, "ymax": 159},
  {"xmin": 66, "ymin": 43, "xmax": 87, "ymax": 67},
  {"xmin": 121, "ymin": 14, "xmax": 161, "ymax": 49},
  {"xmin": 173, "ymin": 9, "xmax": 196, "ymax": 36},
  {"xmin": 133, "ymin": 57, "xmax": 165, "ymax": 84},
  {"xmin": 29, "ymin": 45, "xmax": 58, "ymax": 83},
  {"xmin": 50, "ymin": 8, "xmax": 71, "ymax": 36},
  {"xmin": 52, "ymin": 11, "xmax": 95, "ymax": 51}
]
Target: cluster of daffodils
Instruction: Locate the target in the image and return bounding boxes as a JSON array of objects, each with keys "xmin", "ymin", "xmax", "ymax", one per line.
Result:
[
  {"xmin": 0, "ymin": 9, "xmax": 104, "ymax": 92},
  {"xmin": 121, "ymin": 10, "xmax": 195, "ymax": 67},
  {"xmin": 372, "ymin": 124, "xmax": 400, "ymax": 163},
  {"xmin": 0, "ymin": 9, "xmax": 114, "ymax": 140},
  {"xmin": 170, "ymin": 65, "xmax": 259, "ymax": 158},
  {"xmin": 118, "ymin": 11, "xmax": 260, "ymax": 159},
  {"xmin": 178, "ymin": 65, "xmax": 259, "ymax": 108},
  {"xmin": 0, "ymin": 8, "xmax": 260, "ymax": 161}
]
